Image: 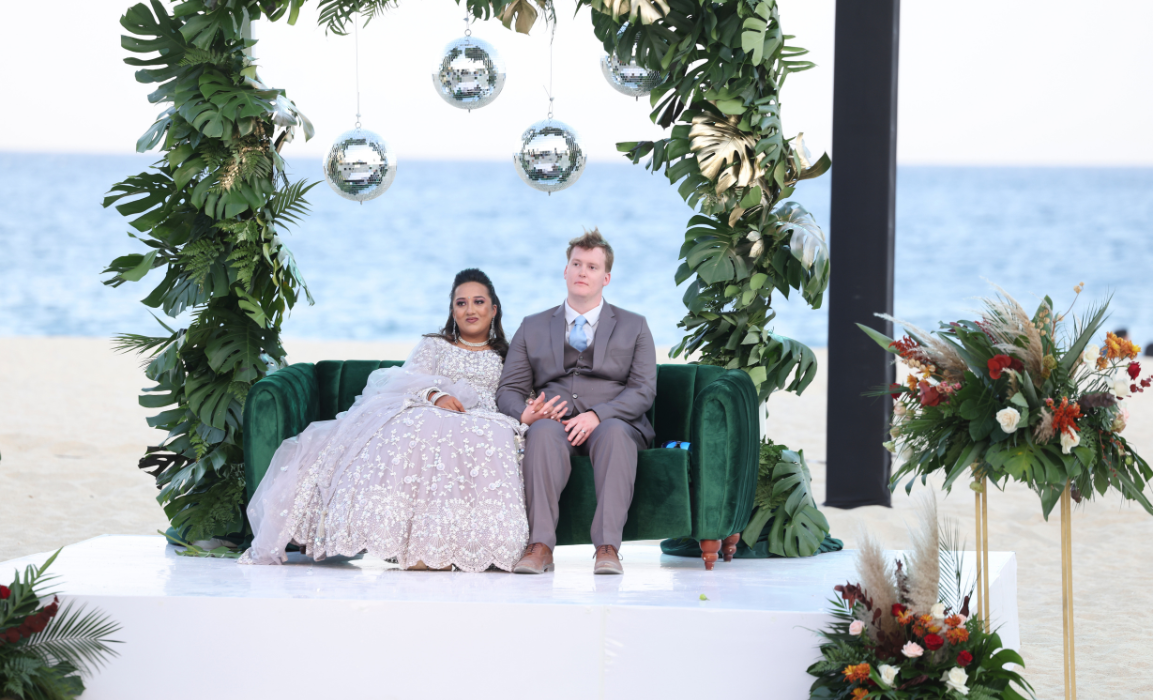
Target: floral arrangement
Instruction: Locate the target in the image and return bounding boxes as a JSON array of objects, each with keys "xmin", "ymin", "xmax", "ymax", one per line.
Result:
[
  {"xmin": 807, "ymin": 496, "xmax": 1032, "ymax": 699},
  {"xmin": 0, "ymin": 551, "xmax": 121, "ymax": 700},
  {"xmin": 859, "ymin": 284, "xmax": 1153, "ymax": 518}
]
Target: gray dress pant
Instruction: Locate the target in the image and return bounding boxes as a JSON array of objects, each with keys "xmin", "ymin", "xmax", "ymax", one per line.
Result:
[{"xmin": 523, "ymin": 417, "xmax": 647, "ymax": 550}]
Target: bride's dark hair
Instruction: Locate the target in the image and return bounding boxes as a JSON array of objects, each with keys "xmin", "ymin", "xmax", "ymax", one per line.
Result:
[{"xmin": 425, "ymin": 268, "xmax": 509, "ymax": 359}]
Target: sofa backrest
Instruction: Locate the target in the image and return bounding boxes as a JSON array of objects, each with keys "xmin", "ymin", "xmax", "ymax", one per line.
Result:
[{"xmin": 313, "ymin": 359, "xmax": 728, "ymax": 445}]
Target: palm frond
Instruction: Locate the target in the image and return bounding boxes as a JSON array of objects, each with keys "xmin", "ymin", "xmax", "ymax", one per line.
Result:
[
  {"xmin": 265, "ymin": 179, "xmax": 318, "ymax": 229},
  {"xmin": 938, "ymin": 519, "xmax": 976, "ymax": 613},
  {"xmin": 22, "ymin": 600, "xmax": 123, "ymax": 677},
  {"xmin": 315, "ymin": 0, "xmax": 397, "ymax": 35}
]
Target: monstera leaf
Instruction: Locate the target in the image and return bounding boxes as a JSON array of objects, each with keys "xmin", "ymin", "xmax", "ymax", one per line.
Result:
[
  {"xmin": 689, "ymin": 112, "xmax": 765, "ymax": 196},
  {"xmin": 772, "ymin": 201, "xmax": 827, "ymax": 270},
  {"xmin": 743, "ymin": 445, "xmax": 830, "ymax": 557}
]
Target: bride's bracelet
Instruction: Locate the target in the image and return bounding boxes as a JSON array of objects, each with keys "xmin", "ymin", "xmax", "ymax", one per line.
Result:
[{"xmin": 428, "ymin": 390, "xmax": 449, "ymax": 405}]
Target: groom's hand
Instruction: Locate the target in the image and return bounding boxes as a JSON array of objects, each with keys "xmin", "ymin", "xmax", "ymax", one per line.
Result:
[
  {"xmin": 563, "ymin": 411, "xmax": 600, "ymax": 446},
  {"xmin": 521, "ymin": 393, "xmax": 569, "ymax": 426}
]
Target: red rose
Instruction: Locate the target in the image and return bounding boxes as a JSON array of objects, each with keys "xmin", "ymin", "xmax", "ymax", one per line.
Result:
[
  {"xmin": 890, "ymin": 383, "xmax": 902, "ymax": 400},
  {"xmin": 0, "ymin": 585, "xmax": 9, "ymax": 599},
  {"xmin": 891, "ymin": 603, "xmax": 908, "ymax": 616},
  {"xmin": 4, "ymin": 629, "xmax": 20, "ymax": 643},
  {"xmin": 956, "ymin": 651, "xmax": 974, "ymax": 667},
  {"xmin": 1129, "ymin": 362, "xmax": 1141, "ymax": 380},
  {"xmin": 919, "ymin": 381, "xmax": 942, "ymax": 407},
  {"xmin": 924, "ymin": 633, "xmax": 945, "ymax": 651},
  {"xmin": 988, "ymin": 355, "xmax": 1013, "ymax": 379}
]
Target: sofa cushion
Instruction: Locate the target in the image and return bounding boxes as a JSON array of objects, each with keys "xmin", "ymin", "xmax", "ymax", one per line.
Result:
[{"xmin": 554, "ymin": 447, "xmax": 692, "ymax": 545}]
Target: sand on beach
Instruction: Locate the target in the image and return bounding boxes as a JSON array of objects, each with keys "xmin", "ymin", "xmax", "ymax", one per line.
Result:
[{"xmin": 2, "ymin": 336, "xmax": 1152, "ymax": 697}]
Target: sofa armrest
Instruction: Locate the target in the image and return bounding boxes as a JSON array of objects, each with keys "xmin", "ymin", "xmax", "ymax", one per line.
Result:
[
  {"xmin": 688, "ymin": 369, "xmax": 759, "ymax": 540},
  {"xmin": 242, "ymin": 362, "xmax": 319, "ymax": 503}
]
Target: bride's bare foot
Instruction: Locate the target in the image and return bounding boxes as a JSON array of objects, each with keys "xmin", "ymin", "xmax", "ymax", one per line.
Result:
[{"xmin": 405, "ymin": 560, "xmax": 452, "ymax": 571}]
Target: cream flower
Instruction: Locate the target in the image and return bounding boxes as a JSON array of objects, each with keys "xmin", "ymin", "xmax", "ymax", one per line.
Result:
[
  {"xmin": 1113, "ymin": 407, "xmax": 1130, "ymax": 433},
  {"xmin": 878, "ymin": 664, "xmax": 899, "ymax": 687},
  {"xmin": 942, "ymin": 667, "xmax": 970, "ymax": 696},
  {"xmin": 901, "ymin": 642, "xmax": 924, "ymax": 658},
  {"xmin": 849, "ymin": 620, "xmax": 865, "ymax": 636},
  {"xmin": 1060, "ymin": 429, "xmax": 1081, "ymax": 454},
  {"xmin": 995, "ymin": 407, "xmax": 1020, "ymax": 433},
  {"xmin": 1113, "ymin": 376, "xmax": 1132, "ymax": 398},
  {"xmin": 883, "ymin": 440, "xmax": 897, "ymax": 454},
  {"xmin": 931, "ymin": 602, "xmax": 947, "ymax": 620},
  {"xmin": 1082, "ymin": 344, "xmax": 1100, "ymax": 365}
]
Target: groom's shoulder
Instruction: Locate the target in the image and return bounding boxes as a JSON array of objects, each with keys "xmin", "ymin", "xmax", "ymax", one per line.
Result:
[
  {"xmin": 606, "ymin": 303, "xmax": 649, "ymax": 328},
  {"xmin": 522, "ymin": 305, "xmax": 562, "ymax": 326}
]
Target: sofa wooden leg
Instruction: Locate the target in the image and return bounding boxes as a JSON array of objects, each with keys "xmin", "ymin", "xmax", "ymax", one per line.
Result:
[
  {"xmin": 722, "ymin": 533, "xmax": 741, "ymax": 562},
  {"xmin": 700, "ymin": 540, "xmax": 720, "ymax": 571}
]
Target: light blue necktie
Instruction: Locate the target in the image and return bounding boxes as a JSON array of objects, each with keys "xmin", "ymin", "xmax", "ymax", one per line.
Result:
[{"xmin": 570, "ymin": 315, "xmax": 589, "ymax": 352}]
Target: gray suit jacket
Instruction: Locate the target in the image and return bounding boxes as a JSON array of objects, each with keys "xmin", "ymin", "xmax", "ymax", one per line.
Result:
[{"xmin": 497, "ymin": 303, "xmax": 658, "ymax": 446}]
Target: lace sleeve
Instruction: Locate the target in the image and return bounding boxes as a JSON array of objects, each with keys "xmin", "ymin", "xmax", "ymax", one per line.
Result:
[{"xmin": 356, "ymin": 337, "xmax": 479, "ymax": 409}]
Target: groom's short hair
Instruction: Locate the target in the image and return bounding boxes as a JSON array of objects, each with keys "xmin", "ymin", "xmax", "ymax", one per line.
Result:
[{"xmin": 566, "ymin": 228, "xmax": 614, "ymax": 272}]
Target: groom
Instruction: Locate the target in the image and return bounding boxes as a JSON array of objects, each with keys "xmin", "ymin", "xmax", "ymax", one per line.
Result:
[{"xmin": 497, "ymin": 229, "xmax": 657, "ymax": 575}]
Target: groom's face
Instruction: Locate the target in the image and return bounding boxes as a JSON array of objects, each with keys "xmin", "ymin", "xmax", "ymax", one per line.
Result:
[{"xmin": 564, "ymin": 246, "xmax": 610, "ymax": 301}]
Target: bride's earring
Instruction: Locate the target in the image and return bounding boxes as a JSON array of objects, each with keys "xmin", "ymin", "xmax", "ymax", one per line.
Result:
[
  {"xmin": 453, "ymin": 319, "xmax": 459, "ymax": 342},
  {"xmin": 489, "ymin": 318, "xmax": 496, "ymax": 341}
]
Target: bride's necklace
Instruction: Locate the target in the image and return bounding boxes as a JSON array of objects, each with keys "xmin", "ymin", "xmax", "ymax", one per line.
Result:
[{"xmin": 457, "ymin": 336, "xmax": 489, "ymax": 348}]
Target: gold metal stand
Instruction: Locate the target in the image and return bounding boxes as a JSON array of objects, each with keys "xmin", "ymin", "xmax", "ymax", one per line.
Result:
[
  {"xmin": 1060, "ymin": 483, "xmax": 1077, "ymax": 699},
  {"xmin": 972, "ymin": 473, "xmax": 991, "ymax": 632}
]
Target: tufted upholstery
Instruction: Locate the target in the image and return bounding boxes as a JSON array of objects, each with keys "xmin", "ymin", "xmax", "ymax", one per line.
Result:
[{"xmin": 243, "ymin": 361, "xmax": 758, "ymax": 547}]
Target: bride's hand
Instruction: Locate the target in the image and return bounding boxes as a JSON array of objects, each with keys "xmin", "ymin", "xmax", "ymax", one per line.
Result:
[
  {"xmin": 521, "ymin": 393, "xmax": 568, "ymax": 425},
  {"xmin": 435, "ymin": 395, "xmax": 466, "ymax": 412}
]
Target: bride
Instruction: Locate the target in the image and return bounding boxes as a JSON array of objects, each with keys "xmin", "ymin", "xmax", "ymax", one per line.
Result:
[{"xmin": 239, "ymin": 269, "xmax": 567, "ymax": 571}]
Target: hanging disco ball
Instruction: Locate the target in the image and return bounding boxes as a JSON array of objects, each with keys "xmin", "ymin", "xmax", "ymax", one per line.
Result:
[
  {"xmin": 513, "ymin": 119, "xmax": 587, "ymax": 194},
  {"xmin": 432, "ymin": 37, "xmax": 506, "ymax": 111},
  {"xmin": 323, "ymin": 128, "xmax": 397, "ymax": 203},
  {"xmin": 600, "ymin": 25, "xmax": 662, "ymax": 98},
  {"xmin": 600, "ymin": 51, "xmax": 662, "ymax": 98}
]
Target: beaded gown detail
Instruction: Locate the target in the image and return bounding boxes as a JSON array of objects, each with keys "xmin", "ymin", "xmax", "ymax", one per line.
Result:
[{"xmin": 239, "ymin": 338, "xmax": 529, "ymax": 572}]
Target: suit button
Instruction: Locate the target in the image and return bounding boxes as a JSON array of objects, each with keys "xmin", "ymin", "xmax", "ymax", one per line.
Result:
[{"xmin": 573, "ymin": 394, "xmax": 578, "ymax": 398}]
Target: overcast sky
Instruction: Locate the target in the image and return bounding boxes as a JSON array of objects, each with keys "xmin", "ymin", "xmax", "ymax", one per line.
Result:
[{"xmin": 3, "ymin": 0, "xmax": 1150, "ymax": 164}]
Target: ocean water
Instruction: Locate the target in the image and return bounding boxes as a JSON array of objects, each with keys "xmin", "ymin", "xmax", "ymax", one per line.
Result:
[{"xmin": 1, "ymin": 152, "xmax": 1151, "ymax": 350}]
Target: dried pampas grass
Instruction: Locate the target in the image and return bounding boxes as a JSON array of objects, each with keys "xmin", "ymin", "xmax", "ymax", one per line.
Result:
[
  {"xmin": 904, "ymin": 490, "xmax": 941, "ymax": 615},
  {"xmin": 979, "ymin": 282, "xmax": 1047, "ymax": 385},
  {"xmin": 855, "ymin": 532, "xmax": 900, "ymax": 637},
  {"xmin": 876, "ymin": 314, "xmax": 969, "ymax": 383}
]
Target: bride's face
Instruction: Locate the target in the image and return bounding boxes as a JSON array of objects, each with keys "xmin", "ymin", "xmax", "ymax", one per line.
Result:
[{"xmin": 453, "ymin": 281, "xmax": 496, "ymax": 340}]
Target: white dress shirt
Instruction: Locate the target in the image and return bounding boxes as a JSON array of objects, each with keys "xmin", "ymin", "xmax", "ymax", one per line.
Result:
[{"xmin": 564, "ymin": 298, "xmax": 604, "ymax": 349}]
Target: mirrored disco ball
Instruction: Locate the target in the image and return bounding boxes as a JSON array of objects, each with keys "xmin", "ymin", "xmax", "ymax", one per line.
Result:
[
  {"xmin": 600, "ymin": 51, "xmax": 662, "ymax": 98},
  {"xmin": 432, "ymin": 37, "xmax": 506, "ymax": 111},
  {"xmin": 323, "ymin": 128, "xmax": 396, "ymax": 203},
  {"xmin": 513, "ymin": 119, "xmax": 587, "ymax": 194}
]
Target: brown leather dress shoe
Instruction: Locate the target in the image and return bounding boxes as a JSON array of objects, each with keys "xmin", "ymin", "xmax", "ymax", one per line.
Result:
[
  {"xmin": 593, "ymin": 544, "xmax": 623, "ymax": 575},
  {"xmin": 513, "ymin": 543, "xmax": 554, "ymax": 574}
]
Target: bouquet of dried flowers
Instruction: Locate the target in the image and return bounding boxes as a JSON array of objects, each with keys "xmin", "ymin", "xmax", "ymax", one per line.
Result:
[
  {"xmin": 808, "ymin": 496, "xmax": 1032, "ymax": 699},
  {"xmin": 859, "ymin": 283, "xmax": 1153, "ymax": 518}
]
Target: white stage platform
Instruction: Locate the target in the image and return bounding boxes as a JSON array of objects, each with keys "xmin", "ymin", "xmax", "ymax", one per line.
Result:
[{"xmin": 1, "ymin": 536, "xmax": 1018, "ymax": 700}]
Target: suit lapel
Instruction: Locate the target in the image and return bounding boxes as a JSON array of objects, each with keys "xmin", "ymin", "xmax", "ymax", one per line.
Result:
[
  {"xmin": 593, "ymin": 303, "xmax": 616, "ymax": 372},
  {"xmin": 550, "ymin": 305, "xmax": 566, "ymax": 374}
]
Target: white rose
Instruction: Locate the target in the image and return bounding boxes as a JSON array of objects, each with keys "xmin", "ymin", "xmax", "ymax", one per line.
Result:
[
  {"xmin": 942, "ymin": 667, "xmax": 970, "ymax": 696},
  {"xmin": 1060, "ymin": 429, "xmax": 1081, "ymax": 454},
  {"xmin": 931, "ymin": 602, "xmax": 947, "ymax": 620},
  {"xmin": 901, "ymin": 642, "xmax": 924, "ymax": 658},
  {"xmin": 893, "ymin": 402, "xmax": 907, "ymax": 418},
  {"xmin": 1082, "ymin": 344, "xmax": 1100, "ymax": 365},
  {"xmin": 1113, "ymin": 376, "xmax": 1132, "ymax": 398},
  {"xmin": 878, "ymin": 664, "xmax": 899, "ymax": 687},
  {"xmin": 849, "ymin": 620, "xmax": 865, "ymax": 636},
  {"xmin": 883, "ymin": 440, "xmax": 897, "ymax": 454},
  {"xmin": 995, "ymin": 407, "xmax": 1020, "ymax": 433}
]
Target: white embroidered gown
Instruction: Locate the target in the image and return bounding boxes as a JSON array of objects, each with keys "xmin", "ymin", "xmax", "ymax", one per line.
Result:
[{"xmin": 238, "ymin": 337, "xmax": 529, "ymax": 572}]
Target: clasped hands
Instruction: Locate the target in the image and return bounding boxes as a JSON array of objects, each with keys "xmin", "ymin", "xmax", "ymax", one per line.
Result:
[{"xmin": 519, "ymin": 393, "xmax": 600, "ymax": 447}]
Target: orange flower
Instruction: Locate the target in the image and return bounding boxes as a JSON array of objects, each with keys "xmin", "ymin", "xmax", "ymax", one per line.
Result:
[
  {"xmin": 851, "ymin": 689, "xmax": 870, "ymax": 700},
  {"xmin": 897, "ymin": 610, "xmax": 914, "ymax": 626},
  {"xmin": 842, "ymin": 663, "xmax": 871, "ymax": 683},
  {"xmin": 944, "ymin": 614, "xmax": 963, "ymax": 627},
  {"xmin": 946, "ymin": 626, "xmax": 970, "ymax": 644},
  {"xmin": 1105, "ymin": 332, "xmax": 1141, "ymax": 362},
  {"xmin": 906, "ymin": 374, "xmax": 919, "ymax": 391},
  {"xmin": 912, "ymin": 623, "xmax": 926, "ymax": 638},
  {"xmin": 1044, "ymin": 397, "xmax": 1082, "ymax": 437},
  {"xmin": 927, "ymin": 623, "xmax": 943, "ymax": 634},
  {"xmin": 918, "ymin": 614, "xmax": 933, "ymax": 626}
]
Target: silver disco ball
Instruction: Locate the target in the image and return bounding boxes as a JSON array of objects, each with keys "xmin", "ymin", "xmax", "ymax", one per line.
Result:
[
  {"xmin": 323, "ymin": 128, "xmax": 396, "ymax": 203},
  {"xmin": 600, "ymin": 51, "xmax": 662, "ymax": 98},
  {"xmin": 513, "ymin": 119, "xmax": 587, "ymax": 194},
  {"xmin": 432, "ymin": 37, "xmax": 506, "ymax": 111}
]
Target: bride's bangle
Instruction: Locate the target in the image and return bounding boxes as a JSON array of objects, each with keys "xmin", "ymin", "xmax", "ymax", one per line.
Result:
[{"xmin": 429, "ymin": 391, "xmax": 448, "ymax": 405}]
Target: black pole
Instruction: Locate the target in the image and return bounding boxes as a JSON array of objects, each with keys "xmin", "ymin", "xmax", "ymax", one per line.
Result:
[{"xmin": 825, "ymin": 0, "xmax": 900, "ymax": 508}]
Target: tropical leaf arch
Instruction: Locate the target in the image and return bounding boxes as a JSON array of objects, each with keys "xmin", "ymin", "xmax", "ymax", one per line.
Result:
[{"xmin": 106, "ymin": 0, "xmax": 831, "ymax": 541}]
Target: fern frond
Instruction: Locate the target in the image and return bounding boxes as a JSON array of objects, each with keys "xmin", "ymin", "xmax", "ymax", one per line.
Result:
[
  {"xmin": 22, "ymin": 600, "xmax": 123, "ymax": 677},
  {"xmin": 265, "ymin": 179, "xmax": 318, "ymax": 229},
  {"xmin": 180, "ymin": 238, "xmax": 225, "ymax": 285}
]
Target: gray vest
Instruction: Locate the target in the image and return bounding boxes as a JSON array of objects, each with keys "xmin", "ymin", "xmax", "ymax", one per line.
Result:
[{"xmin": 559, "ymin": 341, "xmax": 594, "ymax": 417}]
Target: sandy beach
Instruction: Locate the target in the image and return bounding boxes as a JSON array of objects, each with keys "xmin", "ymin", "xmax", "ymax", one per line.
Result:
[{"xmin": 2, "ymin": 336, "xmax": 1151, "ymax": 697}]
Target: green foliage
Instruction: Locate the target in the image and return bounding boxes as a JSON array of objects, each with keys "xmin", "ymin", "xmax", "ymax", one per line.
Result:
[
  {"xmin": 1, "ymin": 552, "xmax": 122, "ymax": 700},
  {"xmin": 596, "ymin": 0, "xmax": 831, "ymax": 401},
  {"xmin": 742, "ymin": 438, "xmax": 830, "ymax": 557},
  {"xmin": 107, "ymin": 0, "xmax": 311, "ymax": 543}
]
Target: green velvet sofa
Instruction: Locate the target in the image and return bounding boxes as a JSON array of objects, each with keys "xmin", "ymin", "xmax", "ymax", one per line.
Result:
[{"xmin": 243, "ymin": 360, "xmax": 759, "ymax": 569}]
